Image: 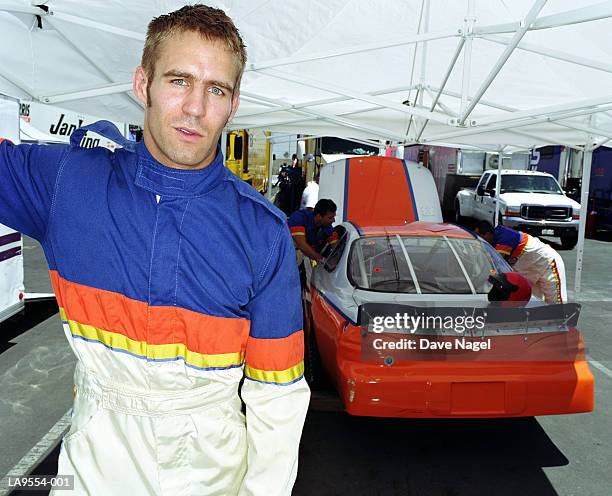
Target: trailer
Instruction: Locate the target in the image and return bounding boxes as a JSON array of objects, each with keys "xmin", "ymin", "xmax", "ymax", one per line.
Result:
[
  {"xmin": 0, "ymin": 94, "xmax": 25, "ymax": 323},
  {"xmin": 530, "ymin": 145, "xmax": 612, "ymax": 232}
]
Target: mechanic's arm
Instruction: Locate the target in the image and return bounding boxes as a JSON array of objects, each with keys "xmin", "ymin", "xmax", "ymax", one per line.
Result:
[
  {"xmin": 293, "ymin": 233, "xmax": 323, "ymax": 262},
  {"xmin": 240, "ymin": 225, "xmax": 311, "ymax": 496},
  {"xmin": 0, "ymin": 141, "xmax": 66, "ymax": 241}
]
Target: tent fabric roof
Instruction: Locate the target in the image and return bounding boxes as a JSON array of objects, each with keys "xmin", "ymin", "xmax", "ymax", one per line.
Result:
[{"xmin": 1, "ymin": 0, "xmax": 612, "ymax": 151}]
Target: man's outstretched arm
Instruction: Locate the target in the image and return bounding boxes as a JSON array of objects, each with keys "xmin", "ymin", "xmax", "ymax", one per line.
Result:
[
  {"xmin": 0, "ymin": 141, "xmax": 67, "ymax": 241},
  {"xmin": 240, "ymin": 224, "xmax": 310, "ymax": 496}
]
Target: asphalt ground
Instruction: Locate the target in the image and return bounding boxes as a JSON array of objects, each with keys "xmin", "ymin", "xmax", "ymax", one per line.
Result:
[{"xmin": 0, "ymin": 234, "xmax": 610, "ymax": 496}]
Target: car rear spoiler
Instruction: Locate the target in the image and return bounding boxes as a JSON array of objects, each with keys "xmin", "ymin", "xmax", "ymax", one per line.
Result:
[{"xmin": 357, "ymin": 302, "xmax": 581, "ymax": 336}]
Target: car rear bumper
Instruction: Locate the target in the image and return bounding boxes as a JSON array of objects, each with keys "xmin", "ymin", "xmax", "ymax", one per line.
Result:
[
  {"xmin": 336, "ymin": 356, "xmax": 594, "ymax": 418},
  {"xmin": 335, "ymin": 327, "xmax": 594, "ymax": 418}
]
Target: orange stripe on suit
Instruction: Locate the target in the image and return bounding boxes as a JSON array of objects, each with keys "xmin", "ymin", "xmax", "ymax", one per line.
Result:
[
  {"xmin": 50, "ymin": 270, "xmax": 250, "ymax": 355},
  {"xmin": 245, "ymin": 331, "xmax": 304, "ymax": 371}
]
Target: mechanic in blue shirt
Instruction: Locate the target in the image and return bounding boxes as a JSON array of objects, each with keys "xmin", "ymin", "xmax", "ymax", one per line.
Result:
[{"xmin": 288, "ymin": 199, "xmax": 337, "ymax": 263}]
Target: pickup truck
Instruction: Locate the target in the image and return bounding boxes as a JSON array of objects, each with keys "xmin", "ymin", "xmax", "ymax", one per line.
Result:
[{"xmin": 455, "ymin": 169, "xmax": 581, "ymax": 248}]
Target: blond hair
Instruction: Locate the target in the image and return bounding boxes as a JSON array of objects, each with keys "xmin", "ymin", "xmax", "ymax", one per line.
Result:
[{"xmin": 141, "ymin": 4, "xmax": 247, "ymax": 100}]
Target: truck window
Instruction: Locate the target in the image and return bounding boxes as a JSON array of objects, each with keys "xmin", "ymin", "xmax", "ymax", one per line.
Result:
[
  {"xmin": 500, "ymin": 175, "xmax": 562, "ymax": 194},
  {"xmin": 476, "ymin": 173, "xmax": 490, "ymax": 195},
  {"xmin": 477, "ymin": 172, "xmax": 490, "ymax": 190},
  {"xmin": 485, "ymin": 173, "xmax": 497, "ymax": 193}
]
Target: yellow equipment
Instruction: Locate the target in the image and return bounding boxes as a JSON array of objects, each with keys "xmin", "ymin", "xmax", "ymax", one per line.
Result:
[{"xmin": 225, "ymin": 130, "xmax": 270, "ymax": 193}]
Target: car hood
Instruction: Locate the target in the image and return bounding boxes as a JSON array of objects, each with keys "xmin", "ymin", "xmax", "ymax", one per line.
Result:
[{"xmin": 500, "ymin": 192, "xmax": 580, "ymax": 208}]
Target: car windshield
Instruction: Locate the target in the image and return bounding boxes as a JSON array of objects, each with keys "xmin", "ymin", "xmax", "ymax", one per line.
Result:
[
  {"xmin": 500, "ymin": 175, "xmax": 562, "ymax": 194},
  {"xmin": 348, "ymin": 235, "xmax": 510, "ymax": 294}
]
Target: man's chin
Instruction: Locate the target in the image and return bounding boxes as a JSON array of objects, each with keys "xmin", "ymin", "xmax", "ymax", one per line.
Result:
[{"xmin": 168, "ymin": 149, "xmax": 216, "ymax": 170}]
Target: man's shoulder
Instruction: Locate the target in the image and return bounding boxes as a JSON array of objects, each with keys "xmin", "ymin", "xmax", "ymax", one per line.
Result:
[
  {"xmin": 287, "ymin": 208, "xmax": 311, "ymax": 225},
  {"xmin": 1, "ymin": 141, "xmax": 71, "ymax": 164},
  {"xmin": 222, "ymin": 169, "xmax": 286, "ymax": 226},
  {"xmin": 494, "ymin": 225, "xmax": 518, "ymax": 239}
]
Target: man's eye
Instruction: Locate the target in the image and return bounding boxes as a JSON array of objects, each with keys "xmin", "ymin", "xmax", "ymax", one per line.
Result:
[
  {"xmin": 172, "ymin": 79, "xmax": 187, "ymax": 86},
  {"xmin": 209, "ymin": 87, "xmax": 224, "ymax": 96}
]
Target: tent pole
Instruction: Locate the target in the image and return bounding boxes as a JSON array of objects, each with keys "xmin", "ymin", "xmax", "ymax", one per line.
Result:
[
  {"xmin": 0, "ymin": 70, "xmax": 35, "ymax": 99},
  {"xmin": 45, "ymin": 17, "xmax": 143, "ymax": 113},
  {"xmin": 476, "ymin": 93, "xmax": 612, "ymax": 126},
  {"xmin": 460, "ymin": 0, "xmax": 475, "ymax": 116},
  {"xmin": 481, "ymin": 34, "xmax": 612, "ymax": 75},
  {"xmin": 237, "ymin": 104, "xmax": 382, "ymax": 131},
  {"xmin": 418, "ymin": 0, "xmax": 431, "ymax": 108},
  {"xmin": 424, "ymin": 103, "xmax": 612, "ymax": 142},
  {"xmin": 248, "ymin": 29, "xmax": 459, "ymax": 72},
  {"xmin": 238, "ymin": 84, "xmax": 420, "ymax": 119},
  {"xmin": 494, "ymin": 152, "xmax": 502, "ymax": 226},
  {"xmin": 41, "ymin": 82, "xmax": 132, "ymax": 104},
  {"xmin": 473, "ymin": 2, "xmax": 612, "ymax": 36},
  {"xmin": 459, "ymin": 0, "xmax": 548, "ymax": 125},
  {"xmin": 574, "ymin": 144, "xmax": 594, "ymax": 301},
  {"xmin": 424, "ymin": 87, "xmax": 458, "ymax": 117},
  {"xmin": 552, "ymin": 122, "xmax": 612, "ymax": 141},
  {"xmin": 405, "ymin": 0, "xmax": 430, "ymax": 140},
  {"xmin": 257, "ymin": 68, "xmax": 450, "ymax": 123},
  {"xmin": 416, "ymin": 38, "xmax": 465, "ymax": 141},
  {"xmin": 266, "ymin": 133, "xmax": 274, "ymax": 200}
]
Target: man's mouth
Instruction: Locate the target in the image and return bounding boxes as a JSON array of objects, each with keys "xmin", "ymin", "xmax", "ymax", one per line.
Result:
[{"xmin": 175, "ymin": 127, "xmax": 202, "ymax": 138}]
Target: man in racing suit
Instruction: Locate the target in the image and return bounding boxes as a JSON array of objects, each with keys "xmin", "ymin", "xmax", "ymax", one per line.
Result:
[
  {"xmin": 0, "ymin": 5, "xmax": 309, "ymax": 496},
  {"xmin": 475, "ymin": 221, "xmax": 567, "ymax": 304},
  {"xmin": 288, "ymin": 199, "xmax": 338, "ymax": 264}
]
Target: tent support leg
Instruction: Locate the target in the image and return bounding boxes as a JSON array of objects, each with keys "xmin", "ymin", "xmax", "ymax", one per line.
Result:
[
  {"xmin": 574, "ymin": 145, "xmax": 594, "ymax": 301},
  {"xmin": 494, "ymin": 153, "xmax": 502, "ymax": 226}
]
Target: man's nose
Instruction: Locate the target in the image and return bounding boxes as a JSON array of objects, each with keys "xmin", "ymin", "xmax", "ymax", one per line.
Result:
[{"xmin": 182, "ymin": 87, "xmax": 207, "ymax": 117}]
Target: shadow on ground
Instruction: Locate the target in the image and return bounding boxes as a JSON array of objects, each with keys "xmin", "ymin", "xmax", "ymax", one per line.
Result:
[
  {"xmin": 295, "ymin": 411, "xmax": 567, "ymax": 496},
  {"xmin": 0, "ymin": 300, "xmax": 59, "ymax": 354}
]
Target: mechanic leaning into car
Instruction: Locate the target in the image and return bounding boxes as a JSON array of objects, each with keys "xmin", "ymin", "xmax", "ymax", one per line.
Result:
[
  {"xmin": 474, "ymin": 221, "xmax": 567, "ymax": 304},
  {"xmin": 288, "ymin": 199, "xmax": 338, "ymax": 264}
]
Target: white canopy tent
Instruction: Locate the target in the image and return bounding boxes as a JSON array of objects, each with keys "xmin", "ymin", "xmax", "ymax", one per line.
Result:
[{"xmin": 0, "ymin": 0, "xmax": 611, "ymax": 298}]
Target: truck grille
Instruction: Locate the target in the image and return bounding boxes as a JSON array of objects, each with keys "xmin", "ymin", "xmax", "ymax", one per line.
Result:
[{"xmin": 521, "ymin": 205, "xmax": 571, "ymax": 220}]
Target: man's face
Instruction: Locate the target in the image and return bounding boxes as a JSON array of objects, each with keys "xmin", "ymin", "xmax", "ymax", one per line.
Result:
[
  {"xmin": 316, "ymin": 211, "xmax": 336, "ymax": 227},
  {"xmin": 133, "ymin": 31, "xmax": 241, "ymax": 170}
]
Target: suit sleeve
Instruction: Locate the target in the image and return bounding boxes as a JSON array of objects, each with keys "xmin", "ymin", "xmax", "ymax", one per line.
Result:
[
  {"xmin": 239, "ymin": 223, "xmax": 310, "ymax": 496},
  {"xmin": 287, "ymin": 209, "xmax": 306, "ymax": 238},
  {"xmin": 0, "ymin": 141, "xmax": 67, "ymax": 241}
]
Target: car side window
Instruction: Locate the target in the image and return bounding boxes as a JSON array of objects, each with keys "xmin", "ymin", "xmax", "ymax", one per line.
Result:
[{"xmin": 323, "ymin": 226, "xmax": 348, "ymax": 272}]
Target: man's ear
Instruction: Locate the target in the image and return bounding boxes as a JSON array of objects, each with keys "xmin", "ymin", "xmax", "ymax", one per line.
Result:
[
  {"xmin": 228, "ymin": 89, "xmax": 241, "ymax": 123},
  {"xmin": 133, "ymin": 66, "xmax": 148, "ymax": 106}
]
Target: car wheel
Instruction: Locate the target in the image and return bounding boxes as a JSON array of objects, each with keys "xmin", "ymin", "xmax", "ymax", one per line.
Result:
[
  {"xmin": 303, "ymin": 302, "xmax": 325, "ymax": 389},
  {"xmin": 560, "ymin": 235, "xmax": 578, "ymax": 250}
]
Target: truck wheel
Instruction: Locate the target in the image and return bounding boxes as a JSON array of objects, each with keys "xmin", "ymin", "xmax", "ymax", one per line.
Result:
[
  {"xmin": 454, "ymin": 201, "xmax": 466, "ymax": 225},
  {"xmin": 560, "ymin": 235, "xmax": 578, "ymax": 250}
]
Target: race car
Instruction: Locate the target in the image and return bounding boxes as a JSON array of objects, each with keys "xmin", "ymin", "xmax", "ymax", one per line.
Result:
[{"xmin": 302, "ymin": 156, "xmax": 594, "ymax": 418}]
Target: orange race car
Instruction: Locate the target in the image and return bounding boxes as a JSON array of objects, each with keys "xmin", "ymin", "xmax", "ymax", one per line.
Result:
[{"xmin": 302, "ymin": 156, "xmax": 594, "ymax": 418}]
